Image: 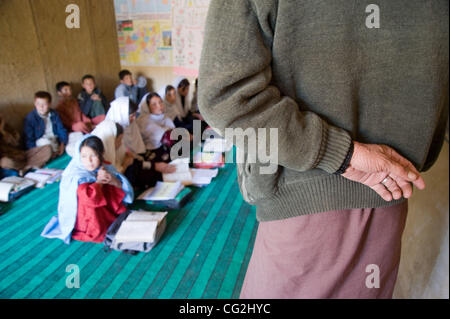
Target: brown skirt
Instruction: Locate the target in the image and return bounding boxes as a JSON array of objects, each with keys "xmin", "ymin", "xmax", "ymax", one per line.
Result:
[{"xmin": 240, "ymin": 200, "xmax": 408, "ymax": 299}]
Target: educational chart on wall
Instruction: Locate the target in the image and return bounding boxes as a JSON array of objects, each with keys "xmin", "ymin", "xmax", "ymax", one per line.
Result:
[
  {"xmin": 172, "ymin": 0, "xmax": 210, "ymax": 77},
  {"xmin": 114, "ymin": 0, "xmax": 172, "ymax": 20},
  {"xmin": 115, "ymin": 0, "xmax": 173, "ymax": 66},
  {"xmin": 117, "ymin": 19, "xmax": 173, "ymax": 66},
  {"xmin": 114, "ymin": 0, "xmax": 211, "ymax": 76}
]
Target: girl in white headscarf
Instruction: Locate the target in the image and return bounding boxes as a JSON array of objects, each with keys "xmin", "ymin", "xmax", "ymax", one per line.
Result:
[
  {"xmin": 104, "ymin": 96, "xmax": 174, "ymax": 190},
  {"xmin": 92, "ymin": 120, "xmax": 133, "ymax": 174},
  {"xmin": 137, "ymin": 92, "xmax": 175, "ymax": 151},
  {"xmin": 105, "ymin": 96, "xmax": 146, "ymax": 156}
]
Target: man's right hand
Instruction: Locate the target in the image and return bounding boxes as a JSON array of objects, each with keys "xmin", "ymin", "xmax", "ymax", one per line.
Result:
[{"xmin": 341, "ymin": 141, "xmax": 426, "ymax": 201}]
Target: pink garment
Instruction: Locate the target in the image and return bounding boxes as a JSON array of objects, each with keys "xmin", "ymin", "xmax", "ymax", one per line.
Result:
[{"xmin": 240, "ymin": 200, "xmax": 408, "ymax": 299}]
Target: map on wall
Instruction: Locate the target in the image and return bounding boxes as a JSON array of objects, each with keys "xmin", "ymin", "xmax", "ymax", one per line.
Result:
[
  {"xmin": 117, "ymin": 19, "xmax": 173, "ymax": 66},
  {"xmin": 114, "ymin": 0, "xmax": 211, "ymax": 76}
]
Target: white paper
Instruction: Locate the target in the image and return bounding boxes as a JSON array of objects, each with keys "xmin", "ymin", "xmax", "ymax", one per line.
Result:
[
  {"xmin": 115, "ymin": 220, "xmax": 158, "ymax": 243},
  {"xmin": 163, "ymin": 171, "xmax": 193, "ymax": 185},
  {"xmin": 127, "ymin": 211, "xmax": 168, "ymax": 225},
  {"xmin": 0, "ymin": 182, "xmax": 14, "ymax": 202},
  {"xmin": 24, "ymin": 172, "xmax": 51, "ymax": 187},
  {"xmin": 137, "ymin": 181, "xmax": 184, "ymax": 201},
  {"xmin": 168, "ymin": 157, "xmax": 190, "ymax": 172},
  {"xmin": 189, "ymin": 168, "xmax": 219, "ymax": 185}
]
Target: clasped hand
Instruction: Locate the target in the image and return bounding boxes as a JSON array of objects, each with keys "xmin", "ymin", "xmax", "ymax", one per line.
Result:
[{"xmin": 341, "ymin": 141, "xmax": 426, "ymax": 201}]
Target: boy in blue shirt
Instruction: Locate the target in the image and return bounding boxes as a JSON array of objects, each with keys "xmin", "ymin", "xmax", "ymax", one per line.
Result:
[
  {"xmin": 114, "ymin": 69, "xmax": 148, "ymax": 104},
  {"xmin": 24, "ymin": 91, "xmax": 68, "ymax": 158}
]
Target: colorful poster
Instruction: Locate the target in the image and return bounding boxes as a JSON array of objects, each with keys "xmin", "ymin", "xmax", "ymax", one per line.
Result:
[
  {"xmin": 172, "ymin": 0, "xmax": 211, "ymax": 77},
  {"xmin": 114, "ymin": 0, "xmax": 172, "ymax": 20},
  {"xmin": 114, "ymin": 0, "xmax": 211, "ymax": 72},
  {"xmin": 117, "ymin": 19, "xmax": 173, "ymax": 66}
]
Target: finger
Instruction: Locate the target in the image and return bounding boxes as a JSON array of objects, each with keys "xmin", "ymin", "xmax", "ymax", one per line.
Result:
[
  {"xmin": 389, "ymin": 148, "xmax": 421, "ymax": 176},
  {"xmin": 382, "ymin": 176, "xmax": 402, "ymax": 200},
  {"xmin": 389, "ymin": 174, "xmax": 414, "ymax": 198},
  {"xmin": 387, "ymin": 148, "xmax": 425, "ymax": 188},
  {"xmin": 371, "ymin": 183, "xmax": 393, "ymax": 201}
]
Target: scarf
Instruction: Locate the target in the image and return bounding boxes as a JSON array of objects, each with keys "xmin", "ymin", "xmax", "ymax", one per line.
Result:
[{"xmin": 40, "ymin": 134, "xmax": 134, "ymax": 244}]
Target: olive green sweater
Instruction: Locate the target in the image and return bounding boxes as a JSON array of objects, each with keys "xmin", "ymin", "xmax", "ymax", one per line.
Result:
[{"xmin": 198, "ymin": 0, "xmax": 449, "ymax": 221}]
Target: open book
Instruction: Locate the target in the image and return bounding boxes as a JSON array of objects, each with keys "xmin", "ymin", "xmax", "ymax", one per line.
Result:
[
  {"xmin": 114, "ymin": 211, "xmax": 168, "ymax": 243},
  {"xmin": 137, "ymin": 181, "xmax": 184, "ymax": 201},
  {"xmin": 0, "ymin": 176, "xmax": 36, "ymax": 202},
  {"xmin": 24, "ymin": 168, "xmax": 63, "ymax": 188}
]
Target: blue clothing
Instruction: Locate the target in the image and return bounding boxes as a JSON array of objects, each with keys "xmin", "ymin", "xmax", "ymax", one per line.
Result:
[
  {"xmin": 0, "ymin": 168, "xmax": 19, "ymax": 179},
  {"xmin": 77, "ymin": 88, "xmax": 108, "ymax": 117},
  {"xmin": 40, "ymin": 134, "xmax": 134, "ymax": 244},
  {"xmin": 23, "ymin": 109, "xmax": 68, "ymax": 150},
  {"xmin": 114, "ymin": 83, "xmax": 147, "ymax": 104}
]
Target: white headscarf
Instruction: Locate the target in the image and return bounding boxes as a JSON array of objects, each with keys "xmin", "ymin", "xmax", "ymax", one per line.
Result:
[
  {"xmin": 105, "ymin": 96, "xmax": 146, "ymax": 155},
  {"xmin": 40, "ymin": 134, "xmax": 134, "ymax": 244},
  {"xmin": 137, "ymin": 112, "xmax": 175, "ymax": 150},
  {"xmin": 138, "ymin": 93, "xmax": 150, "ymax": 117},
  {"xmin": 92, "ymin": 120, "xmax": 120, "ymax": 169}
]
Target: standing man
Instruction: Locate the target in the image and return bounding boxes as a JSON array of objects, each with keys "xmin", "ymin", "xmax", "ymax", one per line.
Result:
[{"xmin": 198, "ymin": 1, "xmax": 448, "ymax": 298}]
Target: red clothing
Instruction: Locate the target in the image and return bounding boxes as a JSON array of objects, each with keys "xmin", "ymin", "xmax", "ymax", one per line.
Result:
[
  {"xmin": 72, "ymin": 182, "xmax": 127, "ymax": 243},
  {"xmin": 55, "ymin": 97, "xmax": 93, "ymax": 133}
]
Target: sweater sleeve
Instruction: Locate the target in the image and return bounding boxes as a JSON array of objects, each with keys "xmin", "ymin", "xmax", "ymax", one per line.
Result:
[{"xmin": 198, "ymin": 0, "xmax": 352, "ymax": 173}]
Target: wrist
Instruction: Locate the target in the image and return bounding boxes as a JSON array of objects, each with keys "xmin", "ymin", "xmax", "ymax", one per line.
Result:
[{"xmin": 334, "ymin": 141, "xmax": 355, "ymax": 175}]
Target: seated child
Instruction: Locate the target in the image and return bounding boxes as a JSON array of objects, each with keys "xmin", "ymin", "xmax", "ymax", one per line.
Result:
[
  {"xmin": 23, "ymin": 91, "xmax": 68, "ymax": 159},
  {"xmin": 173, "ymin": 77, "xmax": 208, "ymax": 134},
  {"xmin": 1, "ymin": 114, "xmax": 52, "ymax": 175},
  {"xmin": 77, "ymin": 74, "xmax": 107, "ymax": 124},
  {"xmin": 137, "ymin": 92, "xmax": 175, "ymax": 151},
  {"xmin": 55, "ymin": 81, "xmax": 94, "ymax": 134},
  {"xmin": 106, "ymin": 96, "xmax": 175, "ymax": 190},
  {"xmin": 161, "ymin": 85, "xmax": 183, "ymax": 122},
  {"xmin": 92, "ymin": 120, "xmax": 134, "ymax": 175},
  {"xmin": 40, "ymin": 135, "xmax": 134, "ymax": 244},
  {"xmin": 114, "ymin": 69, "xmax": 148, "ymax": 105}
]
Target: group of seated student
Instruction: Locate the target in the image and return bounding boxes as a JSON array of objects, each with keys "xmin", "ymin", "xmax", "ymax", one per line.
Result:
[{"xmin": 31, "ymin": 73, "xmax": 209, "ymax": 245}]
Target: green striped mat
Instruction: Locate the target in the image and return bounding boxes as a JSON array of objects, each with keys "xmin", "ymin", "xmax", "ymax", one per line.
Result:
[{"xmin": 0, "ymin": 154, "xmax": 258, "ymax": 299}]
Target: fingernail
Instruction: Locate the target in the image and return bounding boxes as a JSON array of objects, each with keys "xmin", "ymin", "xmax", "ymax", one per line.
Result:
[{"xmin": 408, "ymin": 171, "xmax": 417, "ymax": 180}]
